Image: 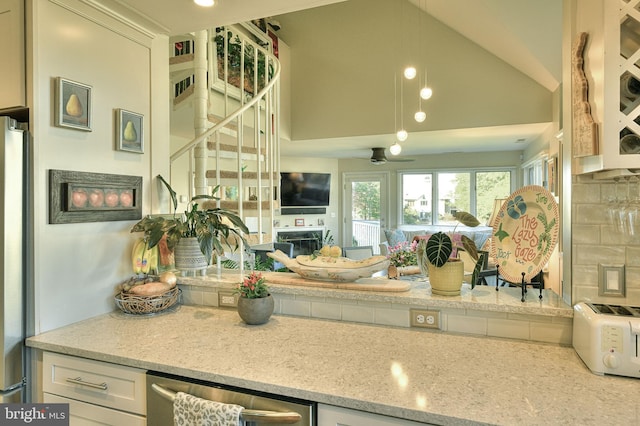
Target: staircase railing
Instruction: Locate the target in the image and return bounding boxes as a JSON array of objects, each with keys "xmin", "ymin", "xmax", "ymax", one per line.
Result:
[
  {"xmin": 169, "ymin": 24, "xmax": 281, "ymax": 249},
  {"xmin": 170, "ymin": 29, "xmax": 280, "ymax": 164}
]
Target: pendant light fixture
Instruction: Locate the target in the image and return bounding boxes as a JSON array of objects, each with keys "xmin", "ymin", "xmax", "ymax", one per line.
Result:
[
  {"xmin": 414, "ymin": 72, "xmax": 426, "ymax": 123},
  {"xmin": 390, "ymin": 142, "xmax": 402, "ymax": 155},
  {"xmin": 420, "ymin": 70, "xmax": 433, "ymax": 100},
  {"xmin": 194, "ymin": 0, "xmax": 214, "ymax": 6},
  {"xmin": 418, "ymin": 0, "xmax": 433, "ymax": 100},
  {"xmin": 395, "ymin": 74, "xmax": 408, "ymax": 142},
  {"xmin": 404, "ymin": 66, "xmax": 417, "ymax": 80}
]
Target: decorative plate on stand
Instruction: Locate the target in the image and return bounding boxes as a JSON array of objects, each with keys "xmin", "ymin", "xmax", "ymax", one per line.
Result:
[{"xmin": 491, "ymin": 185, "xmax": 559, "ymax": 284}]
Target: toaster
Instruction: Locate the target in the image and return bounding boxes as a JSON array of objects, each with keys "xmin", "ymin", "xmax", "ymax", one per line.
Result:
[{"xmin": 573, "ymin": 302, "xmax": 640, "ymax": 378}]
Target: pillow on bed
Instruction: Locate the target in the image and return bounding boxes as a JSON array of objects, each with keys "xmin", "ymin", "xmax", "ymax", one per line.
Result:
[{"xmin": 384, "ymin": 229, "xmax": 407, "ymax": 246}]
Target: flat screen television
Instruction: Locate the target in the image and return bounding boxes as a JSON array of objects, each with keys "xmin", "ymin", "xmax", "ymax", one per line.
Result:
[{"xmin": 280, "ymin": 172, "xmax": 331, "ymax": 207}]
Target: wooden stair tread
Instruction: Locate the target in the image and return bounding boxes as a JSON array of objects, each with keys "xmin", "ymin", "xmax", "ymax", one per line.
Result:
[
  {"xmin": 169, "ymin": 53, "xmax": 194, "ymax": 65},
  {"xmin": 218, "ymin": 200, "xmax": 274, "ymax": 210},
  {"xmin": 206, "ymin": 170, "xmax": 278, "ymax": 180},
  {"xmin": 207, "ymin": 114, "xmax": 239, "ymax": 132},
  {"xmin": 206, "ymin": 142, "xmax": 266, "ymax": 155},
  {"xmin": 173, "ymin": 85, "xmax": 194, "ymax": 106}
]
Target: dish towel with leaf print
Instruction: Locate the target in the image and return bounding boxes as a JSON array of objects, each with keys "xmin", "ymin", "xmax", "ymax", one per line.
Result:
[{"xmin": 173, "ymin": 391, "xmax": 243, "ymax": 426}]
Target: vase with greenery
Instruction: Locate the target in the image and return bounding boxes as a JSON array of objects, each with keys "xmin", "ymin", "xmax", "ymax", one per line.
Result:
[
  {"xmin": 386, "ymin": 240, "xmax": 420, "ymax": 278},
  {"xmin": 234, "ymin": 271, "xmax": 274, "ymax": 325},
  {"xmin": 417, "ymin": 211, "xmax": 487, "ymax": 295},
  {"xmin": 131, "ymin": 175, "xmax": 249, "ymax": 272}
]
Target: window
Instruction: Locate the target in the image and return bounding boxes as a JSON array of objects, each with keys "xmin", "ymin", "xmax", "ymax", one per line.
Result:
[
  {"xmin": 522, "ymin": 155, "xmax": 548, "ymax": 187},
  {"xmin": 399, "ymin": 169, "xmax": 514, "ymax": 226},
  {"xmin": 401, "ymin": 173, "xmax": 433, "ymax": 225}
]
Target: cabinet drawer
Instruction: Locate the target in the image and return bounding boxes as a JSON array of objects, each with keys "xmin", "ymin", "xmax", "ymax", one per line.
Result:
[
  {"xmin": 44, "ymin": 393, "xmax": 146, "ymax": 426},
  {"xmin": 43, "ymin": 352, "xmax": 146, "ymax": 415}
]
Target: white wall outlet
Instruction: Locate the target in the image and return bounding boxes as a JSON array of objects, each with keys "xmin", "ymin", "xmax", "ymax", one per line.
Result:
[{"xmin": 410, "ymin": 309, "xmax": 440, "ymax": 329}]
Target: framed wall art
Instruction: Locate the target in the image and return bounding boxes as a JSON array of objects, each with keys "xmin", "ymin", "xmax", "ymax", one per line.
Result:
[
  {"xmin": 295, "ymin": 218, "xmax": 304, "ymax": 227},
  {"xmin": 55, "ymin": 77, "xmax": 92, "ymax": 131},
  {"xmin": 116, "ymin": 109, "xmax": 144, "ymax": 153},
  {"xmin": 49, "ymin": 169, "xmax": 142, "ymax": 224}
]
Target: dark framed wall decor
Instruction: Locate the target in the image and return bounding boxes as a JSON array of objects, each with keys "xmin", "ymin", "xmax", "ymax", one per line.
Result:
[
  {"xmin": 55, "ymin": 77, "xmax": 92, "ymax": 131},
  {"xmin": 49, "ymin": 169, "xmax": 142, "ymax": 224}
]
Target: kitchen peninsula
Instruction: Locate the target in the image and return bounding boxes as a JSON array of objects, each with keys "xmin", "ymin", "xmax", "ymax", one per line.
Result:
[
  {"xmin": 27, "ymin": 304, "xmax": 640, "ymax": 425},
  {"xmin": 177, "ymin": 270, "xmax": 574, "ymax": 346}
]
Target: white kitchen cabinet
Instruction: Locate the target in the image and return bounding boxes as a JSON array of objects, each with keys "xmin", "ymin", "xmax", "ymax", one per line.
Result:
[
  {"xmin": 42, "ymin": 352, "xmax": 146, "ymax": 426},
  {"xmin": 0, "ymin": 0, "xmax": 26, "ymax": 109},
  {"xmin": 43, "ymin": 393, "xmax": 145, "ymax": 426},
  {"xmin": 318, "ymin": 403, "xmax": 432, "ymax": 426},
  {"xmin": 574, "ymin": 0, "xmax": 640, "ymax": 174}
]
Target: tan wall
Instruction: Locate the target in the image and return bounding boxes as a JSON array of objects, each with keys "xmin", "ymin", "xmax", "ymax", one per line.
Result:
[{"xmin": 275, "ymin": 0, "xmax": 552, "ymax": 143}]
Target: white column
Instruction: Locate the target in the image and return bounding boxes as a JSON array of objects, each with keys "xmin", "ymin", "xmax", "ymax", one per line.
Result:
[{"xmin": 193, "ymin": 30, "xmax": 208, "ymax": 196}]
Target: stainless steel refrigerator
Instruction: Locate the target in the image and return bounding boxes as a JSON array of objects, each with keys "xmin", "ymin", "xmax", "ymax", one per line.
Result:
[{"xmin": 0, "ymin": 115, "xmax": 28, "ymax": 403}]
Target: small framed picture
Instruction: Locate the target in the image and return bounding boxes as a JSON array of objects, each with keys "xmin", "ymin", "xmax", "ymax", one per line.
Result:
[
  {"xmin": 116, "ymin": 109, "xmax": 144, "ymax": 154},
  {"xmin": 55, "ymin": 77, "xmax": 92, "ymax": 131},
  {"xmin": 295, "ymin": 218, "xmax": 304, "ymax": 227}
]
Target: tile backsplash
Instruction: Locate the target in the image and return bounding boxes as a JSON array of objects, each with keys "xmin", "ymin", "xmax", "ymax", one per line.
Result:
[{"xmin": 572, "ymin": 175, "xmax": 640, "ymax": 305}]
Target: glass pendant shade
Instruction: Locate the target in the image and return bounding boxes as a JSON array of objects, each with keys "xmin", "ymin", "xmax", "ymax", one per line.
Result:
[
  {"xmin": 414, "ymin": 110, "xmax": 426, "ymax": 123},
  {"xmin": 403, "ymin": 66, "xmax": 417, "ymax": 80},
  {"xmin": 396, "ymin": 129, "xmax": 408, "ymax": 142},
  {"xmin": 420, "ymin": 86, "xmax": 433, "ymax": 100},
  {"xmin": 390, "ymin": 142, "xmax": 402, "ymax": 155}
]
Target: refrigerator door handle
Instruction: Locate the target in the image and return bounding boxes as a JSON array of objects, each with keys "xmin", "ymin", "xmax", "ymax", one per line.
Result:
[
  {"xmin": 65, "ymin": 376, "xmax": 108, "ymax": 390},
  {"xmin": 0, "ymin": 378, "xmax": 26, "ymax": 396}
]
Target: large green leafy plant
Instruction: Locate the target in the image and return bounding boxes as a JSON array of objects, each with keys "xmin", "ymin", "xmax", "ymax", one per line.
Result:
[
  {"xmin": 131, "ymin": 175, "xmax": 249, "ymax": 264},
  {"xmin": 419, "ymin": 211, "xmax": 487, "ymax": 289}
]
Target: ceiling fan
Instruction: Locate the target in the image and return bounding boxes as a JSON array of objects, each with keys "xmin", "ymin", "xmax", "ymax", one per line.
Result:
[{"xmin": 369, "ymin": 147, "xmax": 414, "ymax": 165}]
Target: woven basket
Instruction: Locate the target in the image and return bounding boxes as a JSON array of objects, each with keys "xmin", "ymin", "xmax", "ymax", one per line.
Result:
[{"xmin": 115, "ymin": 286, "xmax": 180, "ymax": 315}]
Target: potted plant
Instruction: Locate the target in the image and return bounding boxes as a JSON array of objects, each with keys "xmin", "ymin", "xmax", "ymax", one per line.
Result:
[
  {"xmin": 417, "ymin": 211, "xmax": 487, "ymax": 296},
  {"xmin": 234, "ymin": 271, "xmax": 274, "ymax": 325},
  {"xmin": 131, "ymin": 175, "xmax": 249, "ymax": 274}
]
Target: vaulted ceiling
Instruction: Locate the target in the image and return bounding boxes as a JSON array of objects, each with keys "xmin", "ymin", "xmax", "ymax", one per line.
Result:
[{"xmin": 108, "ymin": 0, "xmax": 562, "ymax": 159}]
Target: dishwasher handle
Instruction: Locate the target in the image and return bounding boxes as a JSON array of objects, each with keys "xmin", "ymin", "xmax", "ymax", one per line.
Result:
[{"xmin": 151, "ymin": 383, "xmax": 303, "ymax": 424}]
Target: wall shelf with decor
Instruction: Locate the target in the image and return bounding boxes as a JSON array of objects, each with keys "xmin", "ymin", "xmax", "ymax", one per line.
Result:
[{"xmin": 573, "ymin": 0, "xmax": 640, "ymax": 174}]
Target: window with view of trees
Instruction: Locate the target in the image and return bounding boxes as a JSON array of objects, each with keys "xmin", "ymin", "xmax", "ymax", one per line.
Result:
[
  {"xmin": 351, "ymin": 181, "xmax": 380, "ymax": 221},
  {"xmin": 400, "ymin": 169, "xmax": 514, "ymax": 226}
]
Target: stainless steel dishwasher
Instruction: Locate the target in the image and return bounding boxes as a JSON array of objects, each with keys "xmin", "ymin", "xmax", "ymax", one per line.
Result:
[{"xmin": 146, "ymin": 371, "xmax": 316, "ymax": 425}]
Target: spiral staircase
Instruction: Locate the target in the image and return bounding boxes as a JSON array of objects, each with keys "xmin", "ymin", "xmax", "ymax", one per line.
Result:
[{"xmin": 168, "ymin": 23, "xmax": 280, "ymax": 244}]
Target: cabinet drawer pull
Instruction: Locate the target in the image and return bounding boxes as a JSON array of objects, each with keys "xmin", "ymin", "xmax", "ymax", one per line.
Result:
[{"xmin": 65, "ymin": 377, "xmax": 108, "ymax": 390}]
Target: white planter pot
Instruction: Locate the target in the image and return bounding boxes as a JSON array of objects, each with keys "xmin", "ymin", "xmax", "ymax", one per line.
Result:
[{"xmin": 174, "ymin": 237, "xmax": 208, "ymax": 275}]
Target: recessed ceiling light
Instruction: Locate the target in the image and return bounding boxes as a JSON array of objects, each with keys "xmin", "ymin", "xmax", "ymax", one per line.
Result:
[{"xmin": 194, "ymin": 0, "xmax": 214, "ymax": 7}]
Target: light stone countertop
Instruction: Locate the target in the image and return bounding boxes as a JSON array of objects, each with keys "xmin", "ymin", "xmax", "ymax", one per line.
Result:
[
  {"xmin": 178, "ymin": 268, "xmax": 573, "ymax": 318},
  {"xmin": 27, "ymin": 305, "xmax": 640, "ymax": 425}
]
